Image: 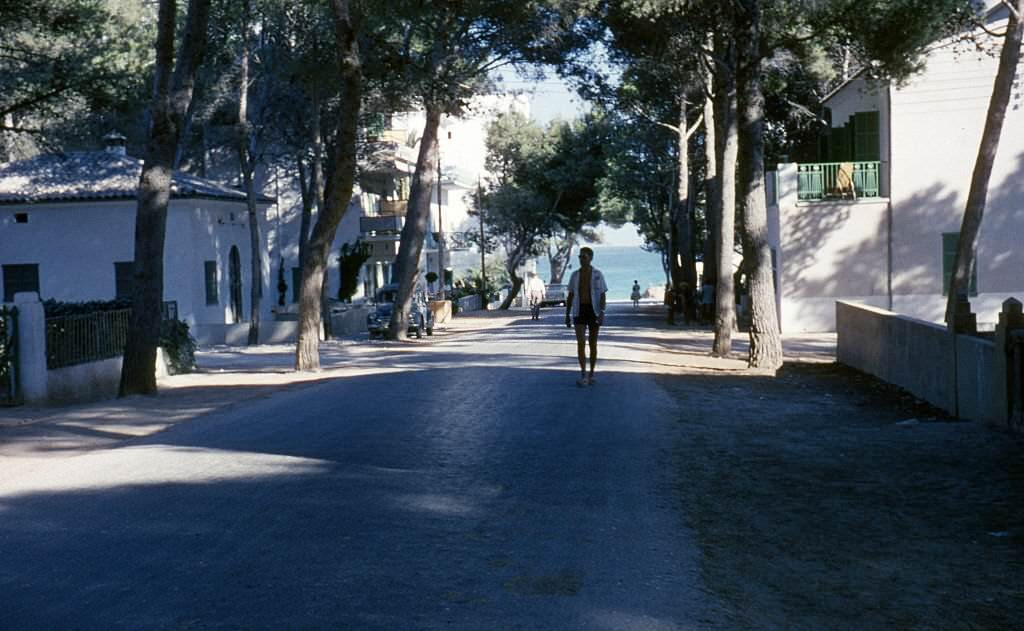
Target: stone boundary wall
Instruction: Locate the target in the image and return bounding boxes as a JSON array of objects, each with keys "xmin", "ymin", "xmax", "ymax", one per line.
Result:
[
  {"xmin": 836, "ymin": 301, "xmax": 996, "ymax": 422},
  {"xmin": 956, "ymin": 333, "xmax": 997, "ymax": 424},
  {"xmin": 12, "ymin": 292, "xmax": 171, "ymax": 405},
  {"xmin": 193, "ymin": 321, "xmax": 299, "ymax": 346},
  {"xmin": 456, "ymin": 295, "xmax": 482, "ymax": 313},
  {"xmin": 193, "ymin": 305, "xmax": 374, "ymax": 346}
]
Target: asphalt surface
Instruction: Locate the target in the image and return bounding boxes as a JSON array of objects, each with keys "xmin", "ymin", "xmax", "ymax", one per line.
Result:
[{"xmin": 0, "ymin": 304, "xmax": 738, "ymax": 629}]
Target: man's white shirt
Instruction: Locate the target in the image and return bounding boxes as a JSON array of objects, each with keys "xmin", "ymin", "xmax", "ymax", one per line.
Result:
[{"xmin": 567, "ymin": 267, "xmax": 609, "ymax": 317}]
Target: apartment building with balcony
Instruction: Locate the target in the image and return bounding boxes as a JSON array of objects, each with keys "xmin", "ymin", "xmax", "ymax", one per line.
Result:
[
  {"xmin": 769, "ymin": 2, "xmax": 1024, "ymax": 332},
  {"xmin": 358, "ymin": 95, "xmax": 529, "ymax": 297}
]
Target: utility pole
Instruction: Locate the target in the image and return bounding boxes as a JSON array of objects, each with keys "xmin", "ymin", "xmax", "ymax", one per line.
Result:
[
  {"xmin": 477, "ymin": 176, "xmax": 487, "ymax": 309},
  {"xmin": 437, "ymin": 130, "xmax": 453, "ymax": 300}
]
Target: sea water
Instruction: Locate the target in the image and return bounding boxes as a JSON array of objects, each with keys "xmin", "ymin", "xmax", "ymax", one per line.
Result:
[{"xmin": 535, "ymin": 245, "xmax": 667, "ymax": 301}]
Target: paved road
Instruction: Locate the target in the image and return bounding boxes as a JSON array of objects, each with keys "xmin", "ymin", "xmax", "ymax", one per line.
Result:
[{"xmin": 0, "ymin": 304, "xmax": 726, "ymax": 629}]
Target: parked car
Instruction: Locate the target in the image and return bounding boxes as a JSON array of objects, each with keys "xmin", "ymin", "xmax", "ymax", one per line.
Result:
[
  {"xmin": 541, "ymin": 283, "xmax": 568, "ymax": 307},
  {"xmin": 366, "ymin": 283, "xmax": 435, "ymax": 338}
]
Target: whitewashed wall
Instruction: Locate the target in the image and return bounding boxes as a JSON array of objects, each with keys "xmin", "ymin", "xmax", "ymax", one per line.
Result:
[
  {"xmin": 775, "ymin": 8, "xmax": 1024, "ymax": 332},
  {"xmin": 888, "ymin": 11, "xmax": 1024, "ymax": 326},
  {"xmin": 0, "ymin": 198, "xmax": 264, "ymax": 328},
  {"xmin": 773, "ymin": 164, "xmax": 891, "ymax": 332},
  {"xmin": 0, "ymin": 200, "xmax": 133, "ymax": 302}
]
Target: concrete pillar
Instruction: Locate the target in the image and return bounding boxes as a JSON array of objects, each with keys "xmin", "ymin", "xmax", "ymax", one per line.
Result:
[
  {"xmin": 774, "ymin": 163, "xmax": 799, "ymax": 328},
  {"xmin": 951, "ymin": 292, "xmax": 977, "ymax": 334},
  {"xmin": 14, "ymin": 292, "xmax": 46, "ymax": 404},
  {"xmin": 993, "ymin": 297, "xmax": 1024, "ymax": 424},
  {"xmin": 776, "ymin": 162, "xmax": 799, "ymax": 209}
]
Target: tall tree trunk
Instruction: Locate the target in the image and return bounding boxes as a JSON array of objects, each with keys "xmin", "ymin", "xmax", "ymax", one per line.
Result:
[
  {"xmin": 675, "ymin": 94, "xmax": 696, "ymax": 308},
  {"xmin": 685, "ymin": 175, "xmax": 700, "ymax": 322},
  {"xmin": 294, "ymin": 0, "xmax": 361, "ymax": 370},
  {"xmin": 712, "ymin": 35, "xmax": 738, "ymax": 358},
  {"xmin": 736, "ymin": 0, "xmax": 782, "ymax": 370},
  {"xmin": 500, "ymin": 245, "xmax": 528, "ymax": 310},
  {"xmin": 702, "ymin": 79, "xmax": 719, "ymax": 293},
  {"xmin": 173, "ymin": 91, "xmax": 198, "ymax": 170},
  {"xmin": 120, "ymin": 0, "xmax": 211, "ymax": 396},
  {"xmin": 386, "ymin": 105, "xmax": 441, "ymax": 340},
  {"xmin": 945, "ymin": 0, "xmax": 1023, "ymax": 327},
  {"xmin": 237, "ymin": 0, "xmax": 262, "ymax": 347},
  {"xmin": 296, "ymin": 153, "xmax": 313, "ymax": 269},
  {"xmin": 547, "ymin": 233, "xmax": 575, "ymax": 284}
]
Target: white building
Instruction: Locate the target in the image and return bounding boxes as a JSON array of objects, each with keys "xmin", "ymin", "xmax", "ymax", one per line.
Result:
[
  {"xmin": 769, "ymin": 2, "xmax": 1024, "ymax": 332},
  {"xmin": 358, "ymin": 94, "xmax": 530, "ymax": 294},
  {"xmin": 0, "ymin": 136, "xmax": 273, "ymax": 340}
]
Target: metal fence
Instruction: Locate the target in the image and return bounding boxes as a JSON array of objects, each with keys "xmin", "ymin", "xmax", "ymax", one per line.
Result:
[
  {"xmin": 797, "ymin": 161, "xmax": 881, "ymax": 201},
  {"xmin": 45, "ymin": 308, "xmax": 131, "ymax": 369},
  {"xmin": 0, "ymin": 305, "xmax": 18, "ymax": 405}
]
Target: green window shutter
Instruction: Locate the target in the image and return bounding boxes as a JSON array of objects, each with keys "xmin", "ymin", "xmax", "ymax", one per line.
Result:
[
  {"xmin": 942, "ymin": 233, "xmax": 978, "ymax": 296},
  {"xmin": 853, "ymin": 111, "xmax": 880, "ymax": 162},
  {"xmin": 830, "ymin": 126, "xmax": 849, "ymax": 162},
  {"xmin": 204, "ymin": 260, "xmax": 218, "ymax": 305}
]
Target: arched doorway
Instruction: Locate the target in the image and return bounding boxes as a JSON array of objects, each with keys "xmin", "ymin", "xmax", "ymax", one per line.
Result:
[{"xmin": 229, "ymin": 246, "xmax": 243, "ymax": 324}]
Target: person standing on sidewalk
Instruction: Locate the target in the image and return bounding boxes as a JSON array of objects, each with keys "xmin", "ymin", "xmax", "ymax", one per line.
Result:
[{"xmin": 565, "ymin": 247, "xmax": 608, "ymax": 386}]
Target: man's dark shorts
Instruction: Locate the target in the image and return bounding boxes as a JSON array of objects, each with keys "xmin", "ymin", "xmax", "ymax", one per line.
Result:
[{"xmin": 574, "ymin": 303, "xmax": 599, "ymax": 327}]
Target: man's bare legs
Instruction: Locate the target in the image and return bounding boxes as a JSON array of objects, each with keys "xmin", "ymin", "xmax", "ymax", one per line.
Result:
[
  {"xmin": 574, "ymin": 324, "xmax": 588, "ymax": 382},
  {"xmin": 574, "ymin": 322, "xmax": 600, "ymax": 384}
]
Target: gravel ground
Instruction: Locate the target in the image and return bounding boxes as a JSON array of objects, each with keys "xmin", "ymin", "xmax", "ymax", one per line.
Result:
[{"xmin": 660, "ymin": 360, "xmax": 1024, "ymax": 630}]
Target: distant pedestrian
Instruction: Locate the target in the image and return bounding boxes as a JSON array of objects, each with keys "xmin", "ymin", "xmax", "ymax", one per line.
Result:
[
  {"xmin": 631, "ymin": 280, "xmax": 641, "ymax": 309},
  {"xmin": 664, "ymin": 283, "xmax": 675, "ymax": 325},
  {"xmin": 565, "ymin": 247, "xmax": 608, "ymax": 386},
  {"xmin": 700, "ymin": 281, "xmax": 715, "ymax": 324}
]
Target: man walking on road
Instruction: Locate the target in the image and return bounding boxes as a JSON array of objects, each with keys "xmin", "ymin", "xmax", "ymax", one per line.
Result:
[{"xmin": 565, "ymin": 246, "xmax": 608, "ymax": 386}]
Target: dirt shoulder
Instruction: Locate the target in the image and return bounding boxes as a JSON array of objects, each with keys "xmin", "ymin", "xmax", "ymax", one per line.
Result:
[{"xmin": 662, "ymin": 362, "xmax": 1024, "ymax": 630}]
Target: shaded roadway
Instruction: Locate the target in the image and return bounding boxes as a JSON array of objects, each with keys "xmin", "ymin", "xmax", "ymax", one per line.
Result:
[{"xmin": 0, "ymin": 303, "xmax": 750, "ymax": 629}]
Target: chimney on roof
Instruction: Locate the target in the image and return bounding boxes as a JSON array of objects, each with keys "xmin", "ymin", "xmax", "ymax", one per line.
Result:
[{"xmin": 103, "ymin": 130, "xmax": 127, "ymax": 156}]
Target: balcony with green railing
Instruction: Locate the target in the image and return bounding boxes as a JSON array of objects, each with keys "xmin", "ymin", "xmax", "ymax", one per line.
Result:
[{"xmin": 797, "ymin": 161, "xmax": 882, "ymax": 202}]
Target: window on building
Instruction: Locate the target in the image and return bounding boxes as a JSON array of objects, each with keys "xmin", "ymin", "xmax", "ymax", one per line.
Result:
[
  {"xmin": 2, "ymin": 263, "xmax": 40, "ymax": 302},
  {"xmin": 853, "ymin": 111, "xmax": 880, "ymax": 162},
  {"xmin": 942, "ymin": 233, "xmax": 978, "ymax": 296},
  {"xmin": 14, "ymin": 212, "xmax": 28, "ymax": 224},
  {"xmin": 292, "ymin": 267, "xmax": 302, "ymax": 303},
  {"xmin": 114, "ymin": 261, "xmax": 134, "ymax": 299},
  {"xmin": 204, "ymin": 260, "xmax": 219, "ymax": 305}
]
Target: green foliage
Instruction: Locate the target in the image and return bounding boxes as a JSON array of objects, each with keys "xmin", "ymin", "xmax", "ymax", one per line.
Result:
[
  {"xmin": 159, "ymin": 319, "xmax": 197, "ymax": 375},
  {"xmin": 481, "ymin": 109, "xmax": 606, "ymax": 277},
  {"xmin": 337, "ymin": 240, "xmax": 371, "ymax": 303},
  {"xmin": 0, "ymin": 0, "xmax": 156, "ymax": 157},
  {"xmin": 0, "ymin": 306, "xmax": 15, "ymax": 400},
  {"xmin": 596, "ymin": 112, "xmax": 676, "ymax": 254},
  {"xmin": 42, "ymin": 298, "xmax": 131, "ymax": 318},
  {"xmin": 277, "ymin": 259, "xmax": 288, "ymax": 307},
  {"xmin": 450, "ymin": 268, "xmax": 503, "ymax": 312},
  {"xmin": 819, "ymin": 0, "xmax": 979, "ymax": 84},
  {"xmin": 376, "ymin": 1, "xmax": 597, "ymax": 114}
]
